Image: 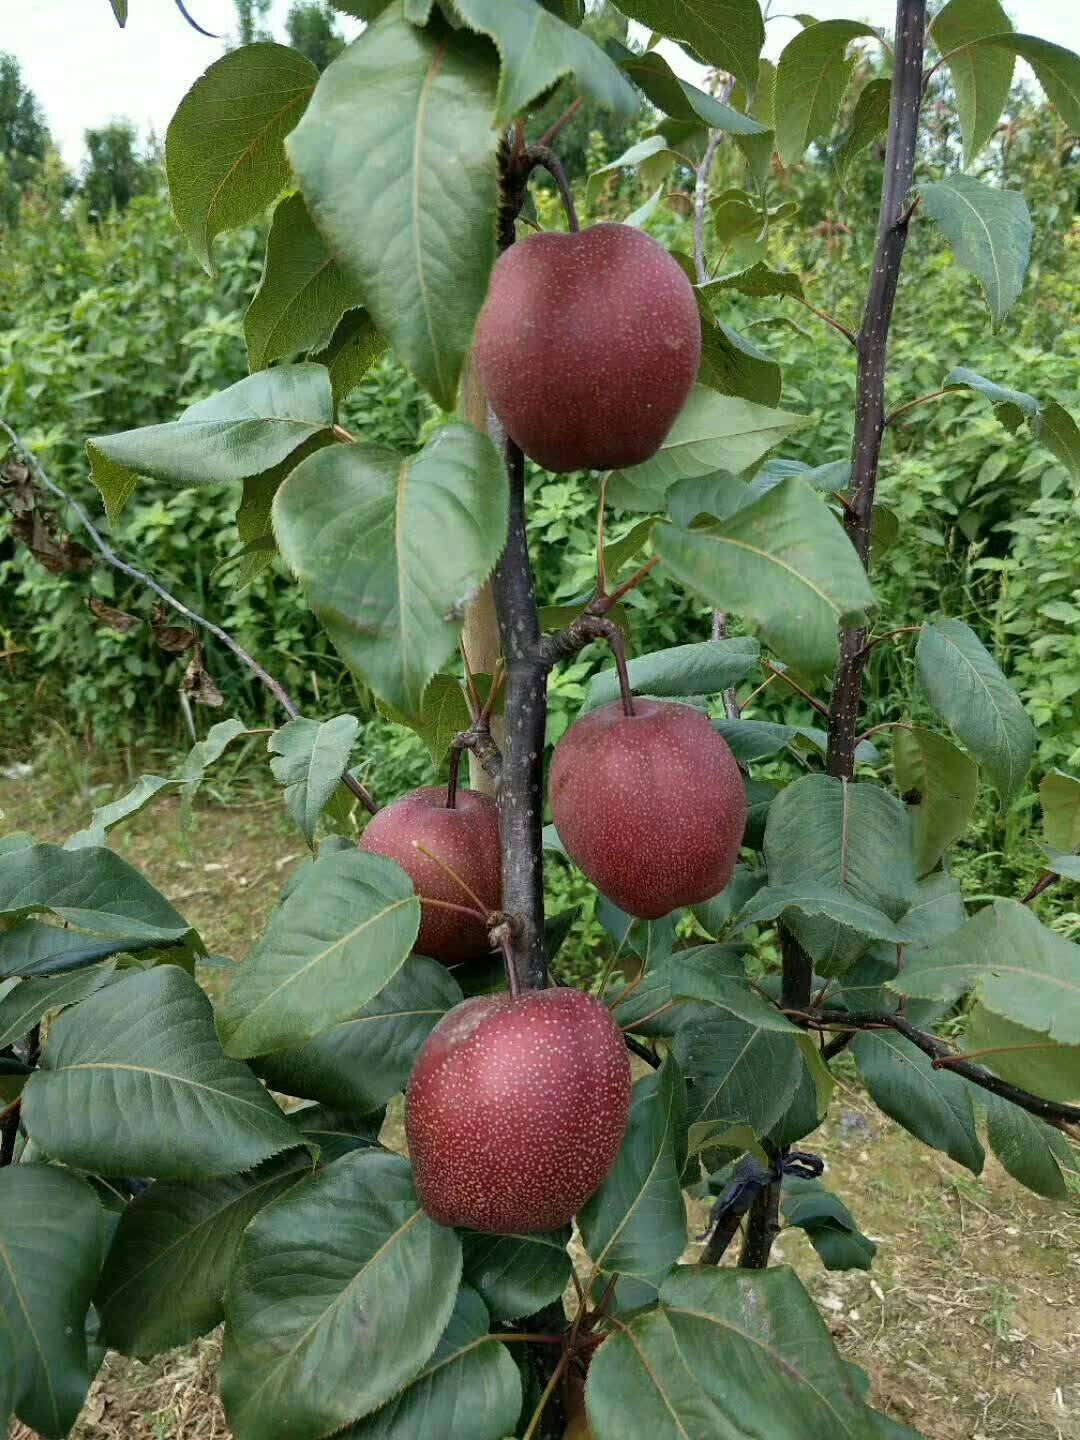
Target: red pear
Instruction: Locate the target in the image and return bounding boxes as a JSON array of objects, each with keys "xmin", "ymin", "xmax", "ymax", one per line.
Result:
[
  {"xmin": 549, "ymin": 699, "xmax": 745, "ymax": 919},
  {"xmin": 473, "ymin": 223, "xmax": 700, "ymax": 473},
  {"xmin": 359, "ymin": 786, "xmax": 500, "ymax": 965},
  {"xmin": 405, "ymin": 986, "xmax": 631, "ymax": 1233}
]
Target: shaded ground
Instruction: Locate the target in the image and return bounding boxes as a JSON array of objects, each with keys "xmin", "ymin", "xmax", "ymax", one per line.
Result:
[{"xmin": 3, "ymin": 762, "xmax": 1079, "ymax": 1440}]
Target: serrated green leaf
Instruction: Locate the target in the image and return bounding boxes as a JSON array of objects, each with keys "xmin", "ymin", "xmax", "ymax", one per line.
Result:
[
  {"xmin": 581, "ymin": 638, "xmax": 759, "ymax": 714},
  {"xmin": 893, "ymin": 726, "xmax": 979, "ymax": 874},
  {"xmin": 287, "ymin": 7, "xmax": 500, "ymax": 408},
  {"xmin": 22, "ymin": 966, "xmax": 301, "ymax": 1180},
  {"xmin": 979, "ymin": 1091, "xmax": 1073, "ymax": 1199},
  {"xmin": 0, "ymin": 843, "xmax": 190, "ymax": 942},
  {"xmin": 774, "ymin": 20, "xmax": 877, "ymax": 168},
  {"xmin": 835, "ymin": 76, "xmax": 891, "ymax": 186},
  {"xmin": 312, "ymin": 308, "xmax": 388, "ymax": 405},
  {"xmin": 673, "ymin": 1013, "xmax": 803, "ymax": 1139},
  {"xmin": 95, "ymin": 1151, "xmax": 309, "ymax": 1358},
  {"xmin": 289, "ymin": 1103, "xmax": 386, "ymax": 1165},
  {"xmin": 1041, "ymin": 769, "xmax": 1080, "ymax": 854},
  {"xmin": 166, "ymin": 43, "xmax": 318, "ymax": 272},
  {"xmin": 920, "ymin": 176, "xmax": 1031, "ymax": 330},
  {"xmin": 586, "ymin": 134, "xmax": 673, "ymax": 213},
  {"xmin": 376, "ymin": 676, "xmax": 473, "ymax": 767},
  {"xmin": 218, "ymin": 849, "xmax": 420, "ymax": 1058},
  {"xmin": 246, "ymin": 192, "xmax": 364, "ymax": 371},
  {"xmin": 88, "ymin": 364, "xmax": 335, "ymax": 524},
  {"xmin": 780, "ymin": 1176, "xmax": 877, "ymax": 1271},
  {"xmin": 978, "ymin": 33, "xmax": 1080, "ymax": 131},
  {"xmin": 701, "ymin": 261, "xmax": 804, "ymax": 300},
  {"xmin": 931, "ymin": 0, "xmax": 1014, "ymax": 166},
  {"xmin": 609, "ymin": 0, "xmax": 765, "ymax": 97},
  {"xmin": 273, "ymin": 427, "xmax": 507, "ymax": 712},
  {"xmin": 915, "ymin": 619, "xmax": 1035, "ymax": 807},
  {"xmin": 668, "ymin": 958, "xmax": 800, "ymax": 1033},
  {"xmin": 269, "ymin": 714, "xmax": 360, "ymax": 844},
  {"xmin": 853, "ymin": 1031, "xmax": 984, "ymax": 1173},
  {"xmin": 0, "ymin": 922, "xmax": 161, "ymax": 980},
  {"xmin": 254, "ymin": 953, "xmax": 461, "ymax": 1110},
  {"xmin": 0, "ymin": 963, "xmax": 118, "ymax": 1049},
  {"xmin": 0, "ymin": 1166, "xmax": 106, "ymax": 1440},
  {"xmin": 460, "ymin": 1229, "xmax": 572, "ymax": 1322},
  {"xmin": 943, "ymin": 368, "xmax": 1080, "ymax": 488},
  {"xmin": 220, "ymin": 1149, "xmax": 462, "ymax": 1440},
  {"xmin": 967, "ymin": 1006, "xmax": 1080, "ymax": 1103},
  {"xmin": 65, "ymin": 774, "xmax": 180, "ymax": 851},
  {"xmin": 735, "ymin": 886, "xmax": 914, "ymax": 947},
  {"xmin": 653, "ymin": 478, "xmax": 874, "ymax": 678},
  {"xmin": 697, "ymin": 301, "xmax": 782, "ymax": 406},
  {"xmin": 610, "ymin": 41, "xmax": 765, "ymax": 135}
]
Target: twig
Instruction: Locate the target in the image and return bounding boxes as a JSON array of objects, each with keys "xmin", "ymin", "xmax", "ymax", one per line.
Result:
[
  {"xmin": 884, "ymin": 386, "xmax": 951, "ymax": 426},
  {"xmin": 693, "ymin": 130, "xmax": 724, "ymax": 284},
  {"xmin": 0, "ymin": 419, "xmax": 378, "ymax": 815},
  {"xmin": 1021, "ymin": 872, "xmax": 1058, "ymax": 905},
  {"xmin": 860, "ymin": 625, "xmax": 922, "ymax": 653},
  {"xmin": 761, "ymin": 661, "xmax": 830, "ymax": 719},
  {"xmin": 537, "ymin": 97, "xmax": 583, "ymax": 149},
  {"xmin": 792, "ymin": 294, "xmax": 858, "ymax": 347}
]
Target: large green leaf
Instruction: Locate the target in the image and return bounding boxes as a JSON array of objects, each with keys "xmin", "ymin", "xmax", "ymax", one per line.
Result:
[
  {"xmin": 697, "ymin": 304, "xmax": 783, "ymax": 406},
  {"xmin": 460, "ymin": 1229, "xmax": 572, "ymax": 1322},
  {"xmin": 218, "ymin": 848, "xmax": 420, "ymax": 1058},
  {"xmin": 166, "ymin": 42, "xmax": 318, "ymax": 272},
  {"xmin": 762, "ymin": 775, "xmax": 916, "ymax": 972},
  {"xmin": 1041, "ymin": 768, "xmax": 1080, "ymax": 853},
  {"xmin": 451, "ymin": 0, "xmax": 636, "ymax": 126},
  {"xmin": 578, "ymin": 1058, "xmax": 687, "ymax": 1278},
  {"xmin": 289, "ymin": 1103, "xmax": 386, "ymax": 1165},
  {"xmin": 977, "ymin": 33, "xmax": 1080, "ymax": 131},
  {"xmin": 288, "ymin": 7, "xmax": 500, "ymax": 408},
  {"xmin": 0, "ymin": 843, "xmax": 190, "ymax": 942},
  {"xmin": 377, "ymin": 675, "xmax": 474, "ymax": 769},
  {"xmin": 585, "ymin": 1265, "xmax": 880, "ymax": 1439},
  {"xmin": 245, "ymin": 192, "xmax": 364, "ymax": 371},
  {"xmin": 340, "ymin": 1284, "xmax": 520, "ymax": 1440},
  {"xmin": 88, "ymin": 364, "xmax": 335, "ymax": 523},
  {"xmin": 95, "ymin": 1152, "xmax": 309, "ymax": 1358},
  {"xmin": 673, "ymin": 1013, "xmax": 803, "ymax": 1143},
  {"xmin": 967, "ymin": 1006, "xmax": 1080, "ymax": 1103},
  {"xmin": 669, "ymin": 956, "xmax": 802, "ymax": 1034},
  {"xmin": 0, "ymin": 922, "xmax": 159, "ymax": 980},
  {"xmin": 930, "ymin": 0, "xmax": 1014, "ymax": 166},
  {"xmin": 268, "ymin": 714, "xmax": 360, "ymax": 844},
  {"xmin": 273, "ymin": 427, "xmax": 507, "ymax": 712},
  {"xmin": 774, "ymin": 20, "xmax": 877, "ymax": 168},
  {"xmin": 654, "ymin": 478, "xmax": 873, "ymax": 677},
  {"xmin": 0, "ymin": 962, "xmax": 118, "ymax": 1049},
  {"xmin": 735, "ymin": 886, "xmax": 913, "ymax": 947},
  {"xmin": 220, "ymin": 1149, "xmax": 462, "ymax": 1440},
  {"xmin": 978, "ymin": 1091, "xmax": 1074, "ymax": 1199},
  {"xmin": 253, "ymin": 954, "xmax": 461, "ymax": 1109},
  {"xmin": 943, "ymin": 367, "xmax": 1080, "ymax": 490},
  {"xmin": 893, "ymin": 726, "xmax": 979, "ymax": 874},
  {"xmin": 606, "ymin": 385, "xmax": 810, "ymax": 512},
  {"xmin": 914, "ymin": 619, "xmax": 1035, "ymax": 807},
  {"xmin": 610, "ymin": 41, "xmax": 765, "ymax": 135},
  {"xmin": 920, "ymin": 176, "xmax": 1031, "ymax": 330},
  {"xmin": 0, "ymin": 1165, "xmax": 106, "ymax": 1440},
  {"xmin": 609, "ymin": 0, "xmax": 765, "ymax": 97},
  {"xmin": 22, "ymin": 966, "xmax": 300, "ymax": 1180},
  {"xmin": 780, "ymin": 1176, "xmax": 877, "ymax": 1271},
  {"xmin": 581, "ymin": 638, "xmax": 759, "ymax": 713},
  {"xmin": 835, "ymin": 76, "xmax": 891, "ymax": 188},
  {"xmin": 853, "ymin": 1031, "xmax": 984, "ymax": 1173},
  {"xmin": 312, "ymin": 308, "xmax": 388, "ymax": 406}
]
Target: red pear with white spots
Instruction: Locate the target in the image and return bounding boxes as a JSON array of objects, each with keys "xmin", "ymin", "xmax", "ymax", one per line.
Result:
[
  {"xmin": 550, "ymin": 699, "xmax": 746, "ymax": 919},
  {"xmin": 472, "ymin": 223, "xmax": 700, "ymax": 473},
  {"xmin": 359, "ymin": 787, "xmax": 500, "ymax": 965},
  {"xmin": 405, "ymin": 986, "xmax": 631, "ymax": 1233}
]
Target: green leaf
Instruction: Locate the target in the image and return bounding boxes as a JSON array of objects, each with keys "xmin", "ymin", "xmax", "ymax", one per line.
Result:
[
  {"xmin": 774, "ymin": 20, "xmax": 877, "ymax": 168},
  {"xmin": 109, "ymin": 0, "xmax": 128, "ymax": 23},
  {"xmin": 0, "ymin": 922, "xmax": 160, "ymax": 981},
  {"xmin": 578, "ymin": 1058, "xmax": 688, "ymax": 1278},
  {"xmin": 245, "ymin": 192, "xmax": 364, "ymax": 371},
  {"xmin": 461, "ymin": 1230, "xmax": 572, "ymax": 1322},
  {"xmin": 88, "ymin": 364, "xmax": 335, "ymax": 524},
  {"xmin": 290, "ymin": 1103, "xmax": 386, "ymax": 1165},
  {"xmin": 978, "ymin": 34, "xmax": 1080, "ymax": 131},
  {"xmin": 915, "ymin": 619, "xmax": 1035, "ymax": 807},
  {"xmin": 653, "ymin": 478, "xmax": 874, "ymax": 678},
  {"xmin": 1041, "ymin": 768, "xmax": 1080, "ymax": 853},
  {"xmin": 581, "ymin": 638, "xmax": 759, "ymax": 714},
  {"xmin": 269, "ymin": 714, "xmax": 360, "ymax": 844},
  {"xmin": 95, "ymin": 1152, "xmax": 309, "ymax": 1359},
  {"xmin": 944, "ymin": 369, "xmax": 1080, "ymax": 488},
  {"xmin": 893, "ymin": 726, "xmax": 979, "ymax": 874},
  {"xmin": 968, "ymin": 1005, "xmax": 1080, "ymax": 1103},
  {"xmin": 586, "ymin": 134, "xmax": 673, "ymax": 211},
  {"xmin": 23, "ymin": 966, "xmax": 300, "ymax": 1180},
  {"xmin": 853, "ymin": 1031, "xmax": 984, "ymax": 1173},
  {"xmin": 0, "ymin": 963, "xmax": 118, "ymax": 1049},
  {"xmin": 453, "ymin": 0, "xmax": 637, "ymax": 126},
  {"xmin": 979, "ymin": 1090, "xmax": 1074, "ymax": 1199},
  {"xmin": 762, "ymin": 774, "xmax": 916, "ymax": 972},
  {"xmin": 673, "ymin": 1013, "xmax": 803, "ymax": 1140},
  {"xmin": 166, "ymin": 43, "xmax": 318, "ymax": 272},
  {"xmin": 0, "ymin": 1166, "xmax": 106, "ymax": 1440},
  {"xmin": 585, "ymin": 1265, "xmax": 878, "ymax": 1439},
  {"xmin": 376, "ymin": 675, "xmax": 473, "ymax": 768},
  {"xmin": 220, "ymin": 1149, "xmax": 462, "ymax": 1440},
  {"xmin": 701, "ymin": 260, "xmax": 804, "ymax": 300},
  {"xmin": 835, "ymin": 76, "xmax": 891, "ymax": 187},
  {"xmin": 734, "ymin": 886, "xmax": 913, "ymax": 947},
  {"xmin": 273, "ymin": 427, "xmax": 507, "ymax": 712},
  {"xmin": 218, "ymin": 848, "xmax": 420, "ymax": 1058},
  {"xmin": 312, "ymin": 309, "xmax": 388, "ymax": 406},
  {"xmin": 920, "ymin": 176, "xmax": 1031, "ymax": 330},
  {"xmin": 178, "ymin": 717, "xmax": 257, "ymax": 828},
  {"xmin": 666, "ymin": 471, "xmax": 749, "ymax": 525},
  {"xmin": 609, "ymin": 0, "xmax": 765, "ymax": 98},
  {"xmin": 780, "ymin": 1176, "xmax": 877, "ymax": 1271},
  {"xmin": 697, "ymin": 305, "xmax": 782, "ymax": 406},
  {"xmin": 611, "ymin": 42, "xmax": 766, "ymax": 135},
  {"xmin": 930, "ymin": 0, "xmax": 1014, "ymax": 166},
  {"xmin": 709, "ymin": 189, "xmax": 798, "ymax": 246},
  {"xmin": 0, "ymin": 843, "xmax": 190, "ymax": 942},
  {"xmin": 65, "ymin": 774, "xmax": 179, "ymax": 850},
  {"xmin": 287, "ymin": 8, "xmax": 500, "ymax": 408},
  {"xmin": 691, "ymin": 867, "xmax": 766, "ymax": 939},
  {"xmin": 340, "ymin": 1283, "xmax": 521, "ymax": 1440},
  {"xmin": 668, "ymin": 958, "xmax": 799, "ymax": 1033},
  {"xmin": 253, "ymin": 954, "xmax": 461, "ymax": 1110}
]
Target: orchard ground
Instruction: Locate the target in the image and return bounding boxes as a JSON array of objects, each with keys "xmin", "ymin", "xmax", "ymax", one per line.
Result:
[{"xmin": 3, "ymin": 763, "xmax": 1079, "ymax": 1440}]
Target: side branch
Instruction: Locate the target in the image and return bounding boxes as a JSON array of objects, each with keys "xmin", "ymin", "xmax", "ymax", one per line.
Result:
[{"xmin": 0, "ymin": 418, "xmax": 378, "ymax": 815}]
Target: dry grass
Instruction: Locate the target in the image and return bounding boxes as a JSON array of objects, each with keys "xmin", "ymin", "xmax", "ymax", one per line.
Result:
[{"xmin": 3, "ymin": 762, "xmax": 1079, "ymax": 1440}]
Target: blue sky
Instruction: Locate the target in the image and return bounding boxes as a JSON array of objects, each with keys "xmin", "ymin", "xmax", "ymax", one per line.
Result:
[{"xmin": 7, "ymin": 0, "xmax": 1077, "ymax": 170}]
